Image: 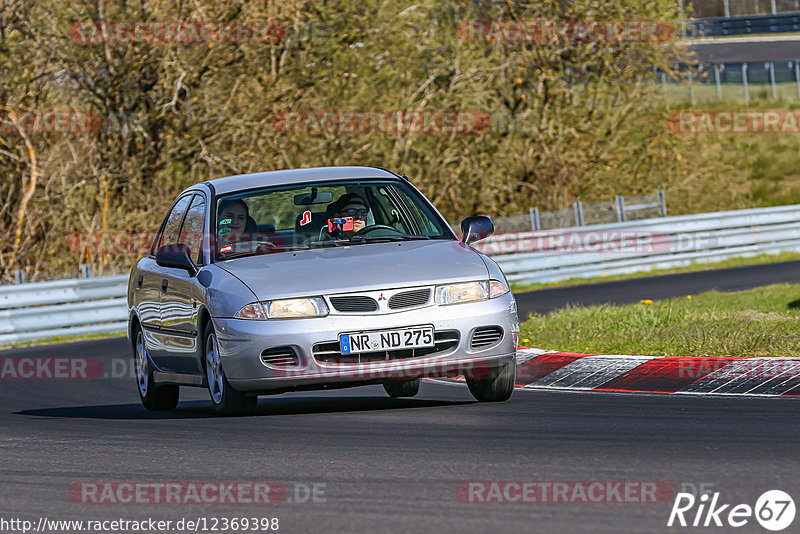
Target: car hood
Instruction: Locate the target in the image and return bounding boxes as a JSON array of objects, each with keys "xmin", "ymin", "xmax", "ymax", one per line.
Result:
[{"xmin": 216, "ymin": 240, "xmax": 489, "ymax": 300}]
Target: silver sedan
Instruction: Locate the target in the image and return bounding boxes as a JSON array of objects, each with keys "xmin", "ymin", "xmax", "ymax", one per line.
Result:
[{"xmin": 128, "ymin": 166, "xmax": 519, "ymax": 415}]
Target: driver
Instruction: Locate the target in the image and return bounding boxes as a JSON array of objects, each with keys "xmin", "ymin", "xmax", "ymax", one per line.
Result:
[{"xmin": 326, "ymin": 193, "xmax": 370, "ymax": 238}]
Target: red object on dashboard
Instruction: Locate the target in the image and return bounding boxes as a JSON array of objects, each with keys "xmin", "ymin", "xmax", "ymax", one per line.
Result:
[{"xmin": 327, "ymin": 217, "xmax": 354, "ymax": 233}]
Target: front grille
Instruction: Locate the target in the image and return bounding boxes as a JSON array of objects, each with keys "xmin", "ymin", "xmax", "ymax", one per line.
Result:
[
  {"xmin": 313, "ymin": 331, "xmax": 460, "ymax": 364},
  {"xmin": 329, "ymin": 296, "xmax": 378, "ymax": 313},
  {"xmin": 260, "ymin": 346, "xmax": 299, "ymax": 368},
  {"xmin": 388, "ymin": 288, "xmax": 431, "ymax": 310},
  {"xmin": 470, "ymin": 326, "xmax": 504, "ymax": 350}
]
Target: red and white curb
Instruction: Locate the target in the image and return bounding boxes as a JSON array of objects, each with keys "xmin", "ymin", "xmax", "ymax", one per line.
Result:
[{"xmin": 498, "ymin": 348, "xmax": 800, "ymax": 396}]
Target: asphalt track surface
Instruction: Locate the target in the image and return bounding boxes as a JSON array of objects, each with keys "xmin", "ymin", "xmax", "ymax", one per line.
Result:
[
  {"xmin": 2, "ymin": 263, "xmax": 800, "ymax": 533},
  {"xmin": 689, "ymin": 38, "xmax": 800, "ymax": 63}
]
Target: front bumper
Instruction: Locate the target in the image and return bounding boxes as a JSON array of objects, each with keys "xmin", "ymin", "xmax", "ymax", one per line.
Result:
[{"xmin": 213, "ymin": 292, "xmax": 518, "ymax": 393}]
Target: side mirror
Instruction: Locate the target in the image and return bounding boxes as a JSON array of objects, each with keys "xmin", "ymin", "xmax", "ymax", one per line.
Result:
[
  {"xmin": 156, "ymin": 244, "xmax": 197, "ymax": 276},
  {"xmin": 460, "ymin": 215, "xmax": 494, "ymax": 245}
]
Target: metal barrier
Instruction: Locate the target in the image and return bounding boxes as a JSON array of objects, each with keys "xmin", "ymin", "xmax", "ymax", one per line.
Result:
[
  {"xmin": 687, "ymin": 12, "xmax": 800, "ymax": 37},
  {"xmin": 483, "ymin": 204, "xmax": 800, "ymax": 285},
  {"xmin": 0, "ymin": 275, "xmax": 128, "ymax": 346},
  {"xmin": 3, "ymin": 203, "xmax": 800, "ymax": 346}
]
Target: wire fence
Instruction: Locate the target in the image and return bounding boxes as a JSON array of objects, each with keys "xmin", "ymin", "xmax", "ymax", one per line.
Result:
[
  {"xmin": 658, "ymin": 62, "xmax": 800, "ymax": 105},
  {"xmin": 476, "ymin": 191, "xmax": 667, "ymax": 235},
  {"xmin": 689, "ymin": 0, "xmax": 800, "ymax": 19}
]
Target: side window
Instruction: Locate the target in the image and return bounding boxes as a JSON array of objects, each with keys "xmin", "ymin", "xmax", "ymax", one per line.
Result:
[
  {"xmin": 179, "ymin": 195, "xmax": 206, "ymax": 264},
  {"xmin": 397, "ymin": 190, "xmax": 438, "ymax": 234},
  {"xmin": 156, "ymin": 195, "xmax": 192, "ymax": 251},
  {"xmin": 373, "ymin": 186, "xmax": 413, "ymax": 234}
]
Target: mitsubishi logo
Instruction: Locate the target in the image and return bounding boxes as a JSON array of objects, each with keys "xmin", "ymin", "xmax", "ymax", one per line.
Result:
[{"xmin": 378, "ymin": 293, "xmax": 387, "ymax": 301}]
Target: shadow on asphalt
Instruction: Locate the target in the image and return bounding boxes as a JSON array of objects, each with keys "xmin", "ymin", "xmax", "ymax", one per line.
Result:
[{"xmin": 14, "ymin": 396, "xmax": 473, "ymax": 420}]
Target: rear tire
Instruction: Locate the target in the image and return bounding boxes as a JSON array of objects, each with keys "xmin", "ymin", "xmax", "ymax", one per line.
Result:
[
  {"xmin": 133, "ymin": 325, "xmax": 179, "ymax": 411},
  {"xmin": 466, "ymin": 360, "xmax": 516, "ymax": 402},
  {"xmin": 383, "ymin": 379, "xmax": 421, "ymax": 398},
  {"xmin": 204, "ymin": 322, "xmax": 257, "ymax": 416}
]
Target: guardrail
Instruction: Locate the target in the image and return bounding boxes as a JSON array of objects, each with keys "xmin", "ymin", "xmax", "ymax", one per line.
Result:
[
  {"xmin": 3, "ymin": 203, "xmax": 800, "ymax": 346},
  {"xmin": 482, "ymin": 204, "xmax": 800, "ymax": 285},
  {"xmin": 686, "ymin": 12, "xmax": 800, "ymax": 37},
  {"xmin": 0, "ymin": 275, "xmax": 128, "ymax": 346}
]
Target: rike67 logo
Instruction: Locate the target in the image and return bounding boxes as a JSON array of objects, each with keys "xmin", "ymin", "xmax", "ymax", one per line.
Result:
[{"xmin": 668, "ymin": 489, "xmax": 795, "ymax": 531}]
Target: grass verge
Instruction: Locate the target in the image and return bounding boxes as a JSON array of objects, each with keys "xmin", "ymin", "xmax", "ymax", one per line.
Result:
[
  {"xmin": 519, "ymin": 283, "xmax": 800, "ymax": 357},
  {"xmin": 510, "ymin": 252, "xmax": 800, "ymax": 292},
  {"xmin": 0, "ymin": 331, "xmax": 126, "ymax": 351}
]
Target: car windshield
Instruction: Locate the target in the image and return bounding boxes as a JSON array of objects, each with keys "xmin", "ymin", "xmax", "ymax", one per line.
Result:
[{"xmin": 213, "ymin": 179, "xmax": 453, "ymax": 261}]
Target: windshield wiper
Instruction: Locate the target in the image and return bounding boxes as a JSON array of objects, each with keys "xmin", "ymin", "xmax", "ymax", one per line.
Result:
[
  {"xmin": 218, "ymin": 244, "xmax": 308, "ymax": 259},
  {"xmin": 347, "ymin": 234, "xmax": 432, "ymax": 244},
  {"xmin": 307, "ymin": 240, "xmax": 346, "ymax": 248}
]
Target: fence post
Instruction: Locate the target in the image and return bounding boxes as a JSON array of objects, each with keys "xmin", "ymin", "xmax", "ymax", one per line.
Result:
[
  {"xmin": 795, "ymin": 61, "xmax": 800, "ymax": 99},
  {"xmin": 80, "ymin": 264, "xmax": 92, "ymax": 278},
  {"xmin": 714, "ymin": 65, "xmax": 722, "ymax": 100},
  {"xmin": 769, "ymin": 62, "xmax": 777, "ymax": 100},
  {"xmin": 529, "ymin": 207, "xmax": 541, "ymax": 231},
  {"xmin": 742, "ymin": 63, "xmax": 749, "ymax": 104},
  {"xmin": 724, "ymin": 0, "xmax": 730, "ymax": 17},
  {"xmin": 661, "ymin": 71, "xmax": 668, "ymax": 105},
  {"xmin": 14, "ymin": 270, "xmax": 25, "ymax": 284},
  {"xmin": 615, "ymin": 195, "xmax": 626, "ymax": 222},
  {"xmin": 573, "ymin": 201, "xmax": 584, "ymax": 227},
  {"xmin": 771, "ymin": 0, "xmax": 777, "ymax": 14},
  {"xmin": 657, "ymin": 189, "xmax": 667, "ymax": 217},
  {"xmin": 688, "ymin": 70, "xmax": 695, "ymax": 105}
]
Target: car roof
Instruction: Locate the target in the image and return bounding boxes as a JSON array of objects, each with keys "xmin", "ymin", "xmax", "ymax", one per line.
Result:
[{"xmin": 188, "ymin": 166, "xmax": 402, "ymax": 196}]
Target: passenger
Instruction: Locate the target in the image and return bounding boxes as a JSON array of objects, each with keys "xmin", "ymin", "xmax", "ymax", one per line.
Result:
[
  {"xmin": 326, "ymin": 193, "xmax": 370, "ymax": 238},
  {"xmin": 218, "ymin": 198, "xmax": 280, "ymax": 255},
  {"xmin": 217, "ymin": 199, "xmax": 249, "ymax": 246}
]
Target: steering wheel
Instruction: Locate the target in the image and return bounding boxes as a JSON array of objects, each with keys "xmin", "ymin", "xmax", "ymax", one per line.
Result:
[{"xmin": 352, "ymin": 224, "xmax": 402, "ymax": 237}]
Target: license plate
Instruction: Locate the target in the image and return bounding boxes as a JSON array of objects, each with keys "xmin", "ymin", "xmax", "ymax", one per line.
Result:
[{"xmin": 339, "ymin": 326, "xmax": 435, "ymax": 354}]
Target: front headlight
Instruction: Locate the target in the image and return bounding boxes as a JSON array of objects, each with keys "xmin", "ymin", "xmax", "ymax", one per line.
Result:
[
  {"xmin": 435, "ymin": 282, "xmax": 488, "ymax": 305},
  {"xmin": 264, "ymin": 297, "xmax": 329, "ymax": 319},
  {"xmin": 435, "ymin": 280, "xmax": 509, "ymax": 305}
]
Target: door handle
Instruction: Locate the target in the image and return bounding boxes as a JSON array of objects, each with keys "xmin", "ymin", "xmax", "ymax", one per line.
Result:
[
  {"xmin": 161, "ymin": 279, "xmax": 168, "ymax": 293},
  {"xmin": 137, "ymin": 275, "xmax": 143, "ymax": 289}
]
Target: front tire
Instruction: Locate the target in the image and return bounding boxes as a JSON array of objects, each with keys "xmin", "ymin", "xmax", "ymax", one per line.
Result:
[
  {"xmin": 383, "ymin": 379, "xmax": 421, "ymax": 398},
  {"xmin": 204, "ymin": 323, "xmax": 257, "ymax": 416},
  {"xmin": 133, "ymin": 325, "xmax": 179, "ymax": 411},
  {"xmin": 466, "ymin": 360, "xmax": 516, "ymax": 402}
]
